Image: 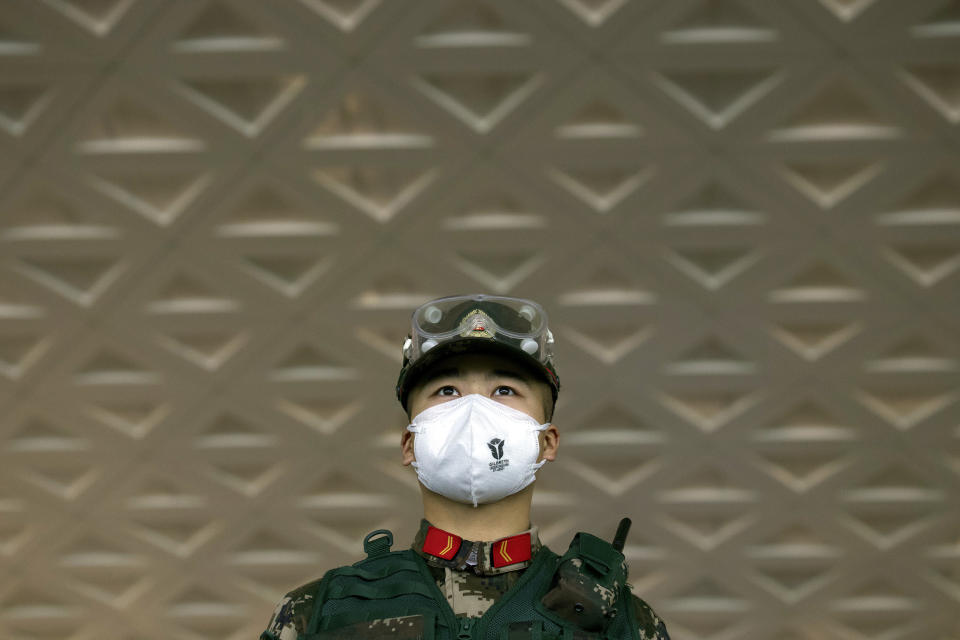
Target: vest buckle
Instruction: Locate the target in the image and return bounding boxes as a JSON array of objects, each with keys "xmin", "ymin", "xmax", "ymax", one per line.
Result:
[{"xmin": 363, "ymin": 529, "xmax": 393, "ymax": 558}]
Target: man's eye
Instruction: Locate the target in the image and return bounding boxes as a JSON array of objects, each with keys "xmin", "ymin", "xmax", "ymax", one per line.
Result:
[
  {"xmin": 493, "ymin": 386, "xmax": 515, "ymax": 396},
  {"xmin": 437, "ymin": 385, "xmax": 459, "ymax": 396}
]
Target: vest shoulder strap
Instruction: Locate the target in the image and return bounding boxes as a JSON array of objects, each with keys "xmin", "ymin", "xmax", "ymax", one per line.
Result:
[{"xmin": 306, "ymin": 548, "xmax": 451, "ymax": 636}]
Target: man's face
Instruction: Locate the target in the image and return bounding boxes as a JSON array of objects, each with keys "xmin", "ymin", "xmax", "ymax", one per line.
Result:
[
  {"xmin": 401, "ymin": 351, "xmax": 559, "ymax": 466},
  {"xmin": 407, "ymin": 352, "xmax": 551, "ymax": 422}
]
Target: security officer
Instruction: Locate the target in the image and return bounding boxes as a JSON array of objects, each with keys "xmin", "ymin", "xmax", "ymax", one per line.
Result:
[{"xmin": 261, "ymin": 294, "xmax": 670, "ymax": 639}]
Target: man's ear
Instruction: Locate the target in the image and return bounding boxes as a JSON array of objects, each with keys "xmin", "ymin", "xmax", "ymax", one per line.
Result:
[
  {"xmin": 401, "ymin": 430, "xmax": 416, "ymax": 466},
  {"xmin": 540, "ymin": 423, "xmax": 559, "ymax": 462}
]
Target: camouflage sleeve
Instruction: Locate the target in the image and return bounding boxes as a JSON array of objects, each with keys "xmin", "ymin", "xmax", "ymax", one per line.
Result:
[
  {"xmin": 260, "ymin": 579, "xmax": 323, "ymax": 640},
  {"xmin": 631, "ymin": 595, "xmax": 670, "ymax": 640}
]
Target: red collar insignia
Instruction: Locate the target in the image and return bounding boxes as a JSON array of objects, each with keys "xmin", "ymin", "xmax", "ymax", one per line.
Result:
[
  {"xmin": 491, "ymin": 532, "xmax": 532, "ymax": 568},
  {"xmin": 418, "ymin": 523, "xmax": 536, "ymax": 572},
  {"xmin": 422, "ymin": 525, "xmax": 462, "ymax": 560}
]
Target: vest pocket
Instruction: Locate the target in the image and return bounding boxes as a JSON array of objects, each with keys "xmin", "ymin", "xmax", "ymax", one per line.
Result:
[{"xmin": 310, "ymin": 613, "xmax": 436, "ymax": 639}]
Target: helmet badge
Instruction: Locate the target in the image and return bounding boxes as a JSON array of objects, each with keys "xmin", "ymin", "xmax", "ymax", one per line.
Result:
[{"xmin": 460, "ymin": 309, "xmax": 495, "ymax": 339}]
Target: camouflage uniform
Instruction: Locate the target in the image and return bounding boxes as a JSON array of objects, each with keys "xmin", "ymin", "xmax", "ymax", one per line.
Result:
[
  {"xmin": 261, "ymin": 520, "xmax": 669, "ymax": 639},
  {"xmin": 414, "ymin": 520, "xmax": 539, "ymax": 618},
  {"xmin": 263, "ymin": 585, "xmax": 317, "ymax": 640}
]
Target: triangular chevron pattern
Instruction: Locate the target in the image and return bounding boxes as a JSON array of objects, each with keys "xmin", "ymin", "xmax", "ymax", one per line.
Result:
[{"xmin": 1, "ymin": 1, "xmax": 959, "ymax": 638}]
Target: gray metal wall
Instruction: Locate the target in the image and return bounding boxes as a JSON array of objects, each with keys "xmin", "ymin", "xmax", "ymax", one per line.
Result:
[{"xmin": 1, "ymin": 1, "xmax": 958, "ymax": 638}]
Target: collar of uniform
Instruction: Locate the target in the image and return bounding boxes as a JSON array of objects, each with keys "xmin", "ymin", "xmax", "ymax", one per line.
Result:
[{"xmin": 411, "ymin": 519, "xmax": 540, "ymax": 575}]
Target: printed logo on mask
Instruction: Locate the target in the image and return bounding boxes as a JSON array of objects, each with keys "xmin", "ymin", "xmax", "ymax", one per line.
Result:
[{"xmin": 487, "ymin": 437, "xmax": 509, "ymax": 472}]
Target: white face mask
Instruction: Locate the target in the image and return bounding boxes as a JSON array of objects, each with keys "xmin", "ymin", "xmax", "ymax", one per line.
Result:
[{"xmin": 407, "ymin": 394, "xmax": 550, "ymax": 507}]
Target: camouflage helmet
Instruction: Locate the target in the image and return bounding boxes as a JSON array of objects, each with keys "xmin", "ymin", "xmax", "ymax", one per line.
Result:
[{"xmin": 396, "ymin": 294, "xmax": 560, "ymax": 411}]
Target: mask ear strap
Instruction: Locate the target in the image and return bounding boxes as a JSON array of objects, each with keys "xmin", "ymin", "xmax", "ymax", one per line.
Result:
[{"xmin": 534, "ymin": 423, "xmax": 551, "ymax": 469}]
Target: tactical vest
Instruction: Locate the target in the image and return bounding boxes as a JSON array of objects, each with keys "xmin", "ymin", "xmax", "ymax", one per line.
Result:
[{"xmin": 296, "ymin": 530, "xmax": 644, "ymax": 640}]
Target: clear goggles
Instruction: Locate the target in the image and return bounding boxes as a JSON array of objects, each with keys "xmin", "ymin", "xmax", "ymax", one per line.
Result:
[{"xmin": 403, "ymin": 294, "xmax": 555, "ymax": 366}]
